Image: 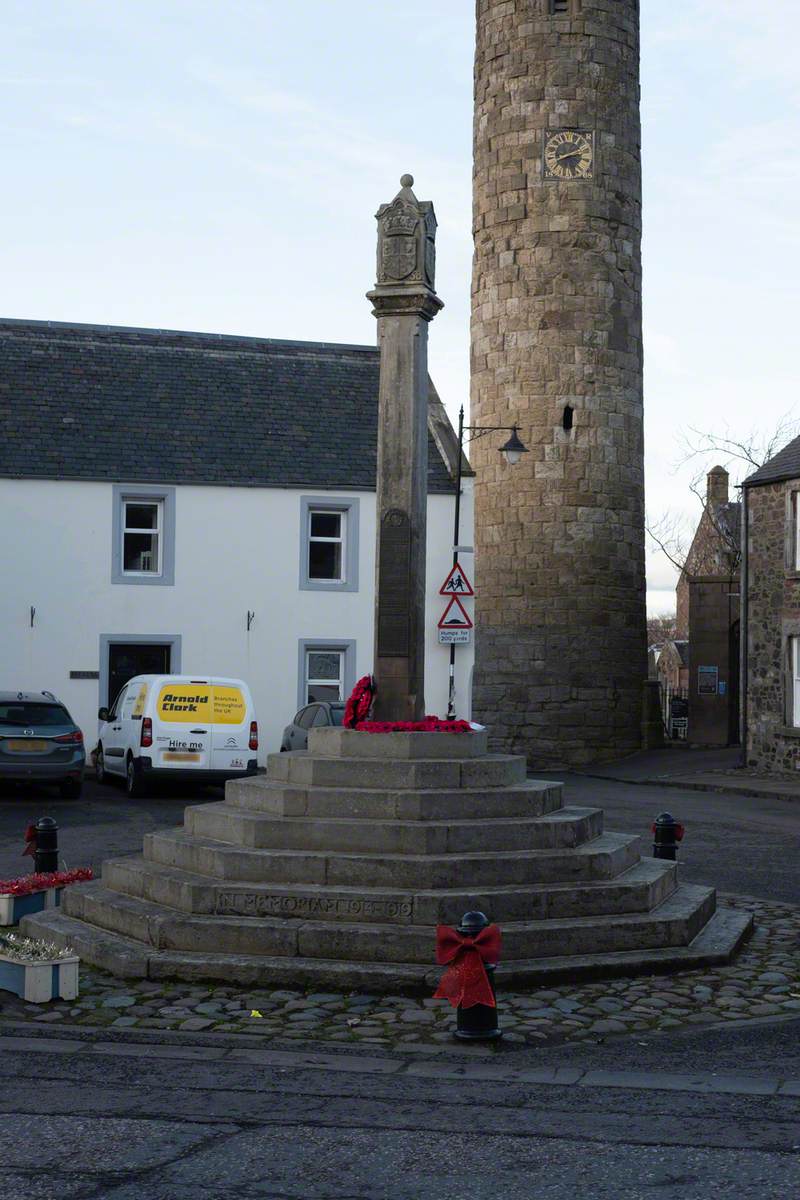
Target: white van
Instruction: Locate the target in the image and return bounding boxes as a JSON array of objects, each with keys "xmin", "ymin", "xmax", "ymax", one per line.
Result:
[{"xmin": 96, "ymin": 675, "xmax": 259, "ymax": 797}]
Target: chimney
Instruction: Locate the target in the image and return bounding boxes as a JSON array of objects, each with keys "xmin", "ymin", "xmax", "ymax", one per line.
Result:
[{"xmin": 707, "ymin": 465, "xmax": 729, "ymax": 509}]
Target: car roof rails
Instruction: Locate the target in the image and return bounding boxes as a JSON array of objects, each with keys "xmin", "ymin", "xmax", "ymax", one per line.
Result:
[{"xmin": 41, "ymin": 690, "xmax": 57, "ymax": 700}]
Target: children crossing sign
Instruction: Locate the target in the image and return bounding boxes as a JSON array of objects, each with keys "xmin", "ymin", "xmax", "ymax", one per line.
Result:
[
  {"xmin": 439, "ymin": 562, "xmax": 474, "ymax": 597},
  {"xmin": 438, "ymin": 595, "xmax": 473, "ymax": 644}
]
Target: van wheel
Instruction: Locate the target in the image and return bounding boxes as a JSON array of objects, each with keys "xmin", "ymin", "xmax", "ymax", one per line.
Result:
[
  {"xmin": 126, "ymin": 757, "xmax": 147, "ymax": 799},
  {"xmin": 95, "ymin": 747, "xmax": 106, "ymax": 785}
]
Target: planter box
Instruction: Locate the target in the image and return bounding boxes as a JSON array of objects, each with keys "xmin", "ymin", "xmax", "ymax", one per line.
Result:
[
  {"xmin": 0, "ymin": 887, "xmax": 62, "ymax": 927},
  {"xmin": 0, "ymin": 953, "xmax": 79, "ymax": 1002}
]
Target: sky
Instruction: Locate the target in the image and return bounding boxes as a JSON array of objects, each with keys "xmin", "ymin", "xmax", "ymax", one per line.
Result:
[{"xmin": 4, "ymin": 1, "xmax": 799, "ymax": 614}]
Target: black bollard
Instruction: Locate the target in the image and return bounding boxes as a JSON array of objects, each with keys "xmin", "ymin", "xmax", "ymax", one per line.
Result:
[
  {"xmin": 454, "ymin": 911, "xmax": 502, "ymax": 1042},
  {"xmin": 34, "ymin": 817, "xmax": 59, "ymax": 874},
  {"xmin": 652, "ymin": 812, "xmax": 685, "ymax": 861}
]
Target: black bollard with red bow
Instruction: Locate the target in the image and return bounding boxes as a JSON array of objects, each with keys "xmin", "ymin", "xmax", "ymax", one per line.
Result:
[{"xmin": 434, "ymin": 910, "xmax": 502, "ymax": 1041}]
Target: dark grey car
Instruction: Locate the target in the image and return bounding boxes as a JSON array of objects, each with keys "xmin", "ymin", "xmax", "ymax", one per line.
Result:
[
  {"xmin": 0, "ymin": 692, "xmax": 86, "ymax": 798},
  {"xmin": 280, "ymin": 701, "xmax": 346, "ymax": 751}
]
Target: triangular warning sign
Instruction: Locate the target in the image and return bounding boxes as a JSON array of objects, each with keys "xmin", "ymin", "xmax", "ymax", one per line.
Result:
[
  {"xmin": 438, "ymin": 596, "xmax": 473, "ymax": 630},
  {"xmin": 439, "ymin": 561, "xmax": 474, "ymax": 597}
]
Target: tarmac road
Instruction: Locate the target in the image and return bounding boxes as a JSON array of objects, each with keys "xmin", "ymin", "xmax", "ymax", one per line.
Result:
[
  {"xmin": 0, "ymin": 1021, "xmax": 798, "ymax": 1200},
  {"xmin": 1, "ymin": 768, "xmax": 798, "ymax": 905}
]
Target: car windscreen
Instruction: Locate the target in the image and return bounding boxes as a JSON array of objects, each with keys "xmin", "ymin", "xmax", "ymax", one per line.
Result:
[
  {"xmin": 0, "ymin": 703, "xmax": 71, "ymax": 727},
  {"xmin": 330, "ymin": 705, "xmax": 346, "ymax": 727}
]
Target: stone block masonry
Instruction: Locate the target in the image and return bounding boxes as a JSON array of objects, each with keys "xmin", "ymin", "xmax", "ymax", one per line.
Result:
[
  {"xmin": 746, "ymin": 480, "xmax": 800, "ymax": 772},
  {"xmin": 471, "ymin": 0, "xmax": 647, "ymax": 765}
]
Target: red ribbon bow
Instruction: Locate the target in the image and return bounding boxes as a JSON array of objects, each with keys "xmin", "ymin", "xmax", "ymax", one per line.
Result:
[
  {"xmin": 433, "ymin": 924, "xmax": 502, "ymax": 1009},
  {"xmin": 22, "ymin": 824, "xmax": 37, "ymax": 859}
]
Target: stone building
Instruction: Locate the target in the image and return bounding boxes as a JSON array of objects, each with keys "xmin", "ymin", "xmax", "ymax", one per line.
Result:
[
  {"xmin": 471, "ymin": 0, "xmax": 647, "ymax": 766},
  {"xmin": 742, "ymin": 435, "xmax": 800, "ymax": 771},
  {"xmin": 675, "ymin": 467, "xmax": 741, "ymax": 747}
]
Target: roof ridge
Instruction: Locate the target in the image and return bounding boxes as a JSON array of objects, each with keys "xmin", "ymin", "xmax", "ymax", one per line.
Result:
[{"xmin": 0, "ymin": 317, "xmax": 378, "ymax": 357}]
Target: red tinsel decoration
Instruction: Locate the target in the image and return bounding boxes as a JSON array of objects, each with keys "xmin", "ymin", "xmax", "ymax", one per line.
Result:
[
  {"xmin": 0, "ymin": 868, "xmax": 93, "ymax": 897},
  {"xmin": 356, "ymin": 717, "xmax": 472, "ymax": 734},
  {"xmin": 343, "ymin": 675, "xmax": 376, "ymax": 728}
]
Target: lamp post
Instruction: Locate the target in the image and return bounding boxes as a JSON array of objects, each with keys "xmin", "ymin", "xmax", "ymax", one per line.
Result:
[{"xmin": 447, "ymin": 406, "xmax": 529, "ymax": 719}]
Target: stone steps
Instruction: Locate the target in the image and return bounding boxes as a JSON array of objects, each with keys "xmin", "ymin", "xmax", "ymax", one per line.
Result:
[
  {"xmin": 225, "ymin": 776, "xmax": 565, "ymax": 821},
  {"xmin": 101, "ymin": 855, "xmax": 678, "ymax": 925},
  {"xmin": 142, "ymin": 828, "xmax": 643, "ymax": 888},
  {"xmin": 184, "ymin": 802, "xmax": 604, "ymax": 854},
  {"xmin": 16, "ymin": 728, "xmax": 751, "ymax": 989},
  {"xmin": 267, "ymin": 751, "xmax": 527, "ymax": 791},
  {"xmin": 20, "ymin": 906, "xmax": 753, "ymax": 991},
  {"xmin": 61, "ymin": 880, "xmax": 716, "ymax": 964}
]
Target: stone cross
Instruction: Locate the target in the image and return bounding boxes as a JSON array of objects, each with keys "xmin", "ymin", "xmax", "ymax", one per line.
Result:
[{"xmin": 367, "ymin": 175, "xmax": 443, "ymax": 721}]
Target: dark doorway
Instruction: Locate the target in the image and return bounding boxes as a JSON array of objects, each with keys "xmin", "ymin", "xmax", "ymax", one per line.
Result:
[
  {"xmin": 728, "ymin": 619, "xmax": 741, "ymax": 746},
  {"xmin": 108, "ymin": 643, "xmax": 171, "ymax": 708}
]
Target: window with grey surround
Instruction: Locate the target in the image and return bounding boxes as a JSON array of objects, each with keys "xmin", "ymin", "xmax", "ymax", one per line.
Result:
[
  {"xmin": 296, "ymin": 638, "xmax": 356, "ymax": 709},
  {"xmin": 790, "ymin": 637, "xmax": 800, "ymax": 727},
  {"xmin": 111, "ymin": 484, "xmax": 175, "ymax": 586},
  {"xmin": 299, "ymin": 497, "xmax": 359, "ymax": 592},
  {"xmin": 123, "ymin": 499, "xmax": 162, "ymax": 573},
  {"xmin": 305, "ymin": 649, "xmax": 345, "ymax": 703}
]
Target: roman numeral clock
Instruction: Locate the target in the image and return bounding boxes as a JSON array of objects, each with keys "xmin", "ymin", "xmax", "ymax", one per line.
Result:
[{"xmin": 543, "ymin": 129, "xmax": 594, "ymax": 181}]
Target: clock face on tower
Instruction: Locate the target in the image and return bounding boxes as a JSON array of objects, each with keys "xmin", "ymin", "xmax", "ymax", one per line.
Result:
[{"xmin": 543, "ymin": 130, "xmax": 594, "ymax": 181}]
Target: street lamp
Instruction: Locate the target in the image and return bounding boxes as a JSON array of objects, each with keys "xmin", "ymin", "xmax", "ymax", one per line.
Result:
[{"xmin": 446, "ymin": 405, "xmax": 529, "ymax": 718}]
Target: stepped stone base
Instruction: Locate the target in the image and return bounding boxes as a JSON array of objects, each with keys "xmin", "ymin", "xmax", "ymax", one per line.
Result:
[{"xmin": 21, "ymin": 728, "xmax": 752, "ymax": 990}]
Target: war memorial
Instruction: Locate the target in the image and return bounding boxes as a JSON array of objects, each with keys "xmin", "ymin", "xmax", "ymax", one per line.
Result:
[{"xmin": 22, "ymin": 0, "xmax": 751, "ymax": 988}]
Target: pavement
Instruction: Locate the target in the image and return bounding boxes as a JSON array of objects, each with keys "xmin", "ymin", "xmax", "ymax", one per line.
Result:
[{"xmin": 573, "ymin": 744, "xmax": 800, "ymax": 802}]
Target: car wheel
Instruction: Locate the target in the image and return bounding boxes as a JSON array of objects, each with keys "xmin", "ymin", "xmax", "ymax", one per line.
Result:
[
  {"xmin": 126, "ymin": 757, "xmax": 147, "ymax": 799},
  {"xmin": 95, "ymin": 747, "xmax": 106, "ymax": 785},
  {"xmin": 59, "ymin": 778, "xmax": 83, "ymax": 800}
]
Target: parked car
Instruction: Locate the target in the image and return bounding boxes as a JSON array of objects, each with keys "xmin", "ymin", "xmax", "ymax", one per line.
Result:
[
  {"xmin": 281, "ymin": 701, "xmax": 346, "ymax": 751},
  {"xmin": 0, "ymin": 691, "xmax": 85, "ymax": 798},
  {"xmin": 96, "ymin": 674, "xmax": 259, "ymax": 797}
]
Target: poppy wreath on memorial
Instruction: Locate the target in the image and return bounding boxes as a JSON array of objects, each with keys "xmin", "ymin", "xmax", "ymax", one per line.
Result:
[
  {"xmin": 356, "ymin": 717, "xmax": 472, "ymax": 734},
  {"xmin": 343, "ymin": 675, "xmax": 376, "ymax": 728}
]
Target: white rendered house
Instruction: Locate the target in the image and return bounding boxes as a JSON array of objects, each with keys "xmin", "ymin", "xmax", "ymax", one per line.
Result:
[{"xmin": 0, "ymin": 319, "xmax": 474, "ymax": 759}]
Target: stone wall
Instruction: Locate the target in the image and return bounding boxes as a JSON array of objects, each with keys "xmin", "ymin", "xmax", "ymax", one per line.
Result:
[
  {"xmin": 746, "ymin": 481, "xmax": 800, "ymax": 771},
  {"xmin": 471, "ymin": 0, "xmax": 646, "ymax": 765}
]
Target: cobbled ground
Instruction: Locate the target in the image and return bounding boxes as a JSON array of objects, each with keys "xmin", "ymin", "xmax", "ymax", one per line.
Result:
[{"xmin": 2, "ymin": 896, "xmax": 798, "ymax": 1049}]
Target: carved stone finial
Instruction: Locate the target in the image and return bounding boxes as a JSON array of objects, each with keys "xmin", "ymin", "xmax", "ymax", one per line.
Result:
[{"xmin": 372, "ymin": 177, "xmax": 438, "ymax": 293}]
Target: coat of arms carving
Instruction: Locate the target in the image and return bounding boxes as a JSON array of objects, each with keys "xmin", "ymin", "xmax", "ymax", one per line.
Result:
[{"xmin": 379, "ymin": 198, "xmax": 420, "ymax": 282}]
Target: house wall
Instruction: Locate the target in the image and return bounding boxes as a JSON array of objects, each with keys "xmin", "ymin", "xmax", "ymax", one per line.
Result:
[
  {"xmin": 688, "ymin": 579, "xmax": 739, "ymax": 747},
  {"xmin": 746, "ymin": 480, "xmax": 800, "ymax": 771},
  {"xmin": 0, "ymin": 479, "xmax": 474, "ymax": 760}
]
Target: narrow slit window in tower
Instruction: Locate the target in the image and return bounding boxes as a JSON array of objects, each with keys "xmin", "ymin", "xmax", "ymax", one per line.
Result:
[
  {"xmin": 562, "ymin": 405, "xmax": 574, "ymax": 432},
  {"xmin": 551, "ymin": 0, "xmax": 570, "ymax": 13}
]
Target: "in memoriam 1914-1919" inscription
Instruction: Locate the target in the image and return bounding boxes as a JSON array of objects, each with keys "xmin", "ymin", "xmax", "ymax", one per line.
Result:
[{"xmin": 216, "ymin": 892, "xmax": 414, "ymax": 921}]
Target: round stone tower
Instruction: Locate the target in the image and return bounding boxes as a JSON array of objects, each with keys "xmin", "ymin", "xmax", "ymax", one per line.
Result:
[{"xmin": 471, "ymin": 0, "xmax": 647, "ymax": 766}]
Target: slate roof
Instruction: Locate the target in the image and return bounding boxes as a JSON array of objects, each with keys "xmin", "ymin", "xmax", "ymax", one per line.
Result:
[
  {"xmin": 743, "ymin": 434, "xmax": 800, "ymax": 489},
  {"xmin": 0, "ymin": 319, "xmax": 457, "ymax": 493}
]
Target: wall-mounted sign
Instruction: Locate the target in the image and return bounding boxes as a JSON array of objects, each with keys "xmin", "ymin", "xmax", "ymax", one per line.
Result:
[
  {"xmin": 69, "ymin": 671, "xmax": 99, "ymax": 680},
  {"xmin": 697, "ymin": 666, "xmax": 719, "ymax": 696}
]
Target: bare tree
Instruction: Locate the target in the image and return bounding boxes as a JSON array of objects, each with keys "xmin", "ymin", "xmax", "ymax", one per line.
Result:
[
  {"xmin": 647, "ymin": 413, "xmax": 799, "ymax": 580},
  {"xmin": 647, "ymin": 611, "xmax": 678, "ymax": 648}
]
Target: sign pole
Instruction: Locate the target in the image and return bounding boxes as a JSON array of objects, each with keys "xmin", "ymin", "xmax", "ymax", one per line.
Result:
[{"xmin": 447, "ymin": 406, "xmax": 465, "ymax": 718}]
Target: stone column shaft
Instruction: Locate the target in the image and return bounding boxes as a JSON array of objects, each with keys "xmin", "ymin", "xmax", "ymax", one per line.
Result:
[{"xmin": 367, "ymin": 176, "xmax": 443, "ymax": 722}]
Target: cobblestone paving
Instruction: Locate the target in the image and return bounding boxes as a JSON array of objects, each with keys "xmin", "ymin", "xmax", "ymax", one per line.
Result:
[{"xmin": 1, "ymin": 897, "xmax": 798, "ymax": 1049}]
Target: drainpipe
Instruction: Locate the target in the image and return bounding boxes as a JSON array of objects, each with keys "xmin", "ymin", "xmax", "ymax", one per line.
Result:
[{"xmin": 740, "ymin": 485, "xmax": 749, "ymax": 766}]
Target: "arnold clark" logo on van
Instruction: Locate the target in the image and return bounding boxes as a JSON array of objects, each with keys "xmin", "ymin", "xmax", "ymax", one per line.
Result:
[{"xmin": 161, "ymin": 692, "xmax": 209, "ymax": 713}]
